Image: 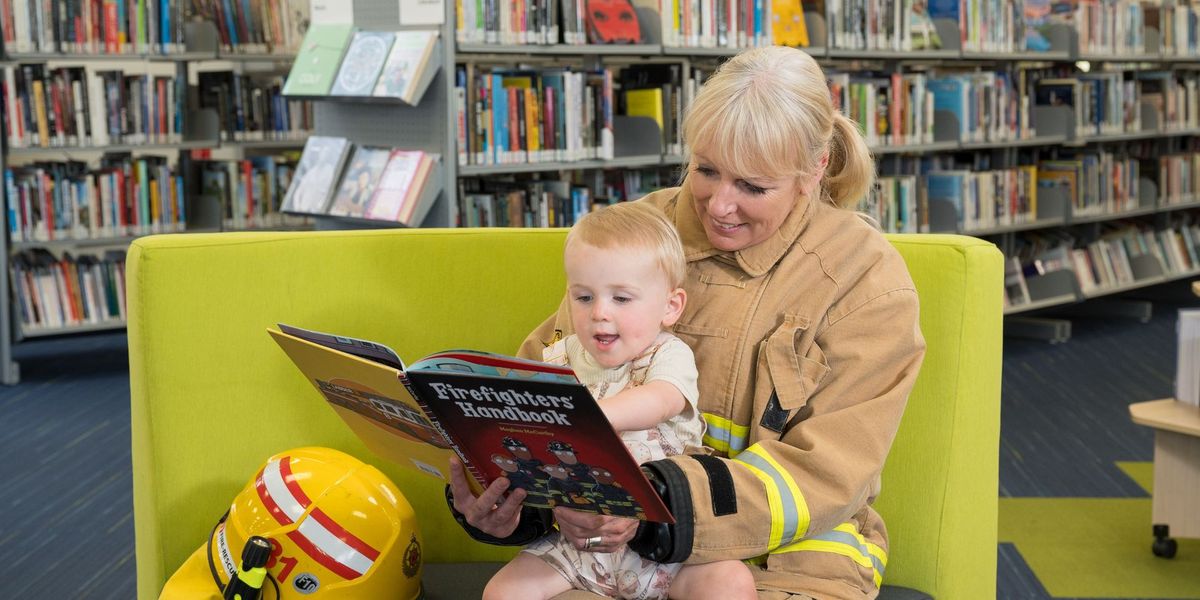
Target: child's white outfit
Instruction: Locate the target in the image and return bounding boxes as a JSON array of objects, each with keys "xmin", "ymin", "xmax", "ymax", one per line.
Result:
[{"xmin": 522, "ymin": 331, "xmax": 704, "ymax": 600}]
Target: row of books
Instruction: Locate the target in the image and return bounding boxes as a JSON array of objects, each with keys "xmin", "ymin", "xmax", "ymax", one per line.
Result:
[
  {"xmin": 454, "ymin": 165, "xmax": 681, "ymax": 226},
  {"xmin": 1, "ymin": 62, "xmax": 185, "ymax": 149},
  {"xmin": 1158, "ymin": 151, "xmax": 1200, "ymax": 206},
  {"xmin": 453, "ymin": 0, "xmax": 810, "ymax": 48},
  {"xmin": 5, "ymin": 154, "xmax": 184, "ymax": 243},
  {"xmin": 196, "ymin": 155, "xmax": 307, "ymax": 231},
  {"xmin": 197, "ymin": 70, "xmax": 314, "ymax": 141},
  {"xmin": 1006, "ymin": 218, "xmax": 1200, "ymax": 307},
  {"xmin": 188, "ymin": 0, "xmax": 309, "ymax": 53},
  {"xmin": 282, "ymin": 25, "xmax": 440, "ymax": 105},
  {"xmin": 1032, "ymin": 70, "xmax": 1200, "ymax": 138},
  {"xmin": 281, "ymin": 136, "xmax": 439, "ymax": 226},
  {"xmin": 10, "ymin": 249, "xmax": 126, "ymax": 332},
  {"xmin": 454, "ymin": 63, "xmax": 616, "ymax": 167},
  {"xmin": 829, "ymin": 72, "xmax": 936, "ymax": 147},
  {"xmin": 862, "ymin": 147, "xmax": 1200, "ymax": 234},
  {"xmin": 0, "ymin": 0, "xmax": 186, "ymax": 54},
  {"xmin": 858, "ymin": 175, "xmax": 925, "ymax": 234}
]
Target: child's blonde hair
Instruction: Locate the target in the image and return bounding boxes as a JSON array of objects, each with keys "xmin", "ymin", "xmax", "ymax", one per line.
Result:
[
  {"xmin": 682, "ymin": 46, "xmax": 875, "ymax": 208},
  {"xmin": 565, "ymin": 202, "xmax": 687, "ymax": 289}
]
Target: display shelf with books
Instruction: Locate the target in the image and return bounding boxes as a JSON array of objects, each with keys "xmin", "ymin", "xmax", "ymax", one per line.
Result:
[{"xmin": 0, "ymin": 2, "xmax": 316, "ymax": 382}]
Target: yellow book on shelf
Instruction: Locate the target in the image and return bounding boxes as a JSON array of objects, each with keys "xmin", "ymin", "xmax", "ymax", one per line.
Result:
[
  {"xmin": 625, "ymin": 88, "xmax": 664, "ymax": 131},
  {"xmin": 31, "ymin": 80, "xmax": 49, "ymax": 148},
  {"xmin": 772, "ymin": 0, "xmax": 810, "ymax": 47}
]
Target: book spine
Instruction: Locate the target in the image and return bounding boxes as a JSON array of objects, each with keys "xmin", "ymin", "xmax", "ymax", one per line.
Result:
[{"xmin": 402, "ymin": 375, "xmax": 484, "ymax": 486}]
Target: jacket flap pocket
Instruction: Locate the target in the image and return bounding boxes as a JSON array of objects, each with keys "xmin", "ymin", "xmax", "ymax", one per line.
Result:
[{"xmin": 766, "ymin": 317, "xmax": 829, "ymax": 411}]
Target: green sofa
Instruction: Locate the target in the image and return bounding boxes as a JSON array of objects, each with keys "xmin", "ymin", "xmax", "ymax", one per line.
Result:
[{"xmin": 129, "ymin": 228, "xmax": 1002, "ymax": 599}]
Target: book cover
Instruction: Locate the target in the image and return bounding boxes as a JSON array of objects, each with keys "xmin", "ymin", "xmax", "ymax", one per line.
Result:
[
  {"xmin": 372, "ymin": 30, "xmax": 439, "ymax": 103},
  {"xmin": 624, "ymin": 88, "xmax": 663, "ymax": 130},
  {"xmin": 269, "ymin": 324, "xmax": 674, "ymax": 522},
  {"xmin": 365, "ymin": 150, "xmax": 427, "ymax": 222},
  {"xmin": 326, "ymin": 146, "xmax": 393, "ymax": 218},
  {"xmin": 330, "ymin": 30, "xmax": 396, "ymax": 96},
  {"xmin": 281, "ymin": 23, "xmax": 354, "ymax": 96},
  {"xmin": 280, "ymin": 135, "xmax": 351, "ymax": 215}
]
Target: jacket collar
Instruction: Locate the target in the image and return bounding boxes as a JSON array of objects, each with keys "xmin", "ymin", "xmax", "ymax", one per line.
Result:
[{"xmin": 673, "ymin": 180, "xmax": 815, "ymax": 278}]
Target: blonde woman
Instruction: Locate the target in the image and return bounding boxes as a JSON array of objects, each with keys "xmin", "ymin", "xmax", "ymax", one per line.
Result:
[{"xmin": 450, "ymin": 46, "xmax": 926, "ymax": 600}]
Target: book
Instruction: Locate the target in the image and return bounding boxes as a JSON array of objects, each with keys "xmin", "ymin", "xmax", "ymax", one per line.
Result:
[
  {"xmin": 364, "ymin": 150, "xmax": 435, "ymax": 224},
  {"xmin": 771, "ymin": 0, "xmax": 809, "ymax": 47},
  {"xmin": 269, "ymin": 324, "xmax": 674, "ymax": 522},
  {"xmin": 372, "ymin": 30, "xmax": 440, "ymax": 105},
  {"xmin": 281, "ymin": 23, "xmax": 354, "ymax": 96},
  {"xmin": 280, "ymin": 136, "xmax": 352, "ymax": 215},
  {"xmin": 1178, "ymin": 309, "xmax": 1200, "ymax": 407},
  {"xmin": 330, "ymin": 30, "xmax": 396, "ymax": 96},
  {"xmin": 326, "ymin": 146, "xmax": 393, "ymax": 218},
  {"xmin": 624, "ymin": 87, "xmax": 664, "ymax": 130}
]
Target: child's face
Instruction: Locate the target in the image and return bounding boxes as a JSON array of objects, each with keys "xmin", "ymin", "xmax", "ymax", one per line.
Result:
[{"xmin": 565, "ymin": 241, "xmax": 685, "ymax": 369}]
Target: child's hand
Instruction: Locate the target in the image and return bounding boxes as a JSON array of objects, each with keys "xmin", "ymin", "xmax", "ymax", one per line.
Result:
[
  {"xmin": 553, "ymin": 506, "xmax": 638, "ymax": 553},
  {"xmin": 448, "ymin": 456, "xmax": 527, "ymax": 538}
]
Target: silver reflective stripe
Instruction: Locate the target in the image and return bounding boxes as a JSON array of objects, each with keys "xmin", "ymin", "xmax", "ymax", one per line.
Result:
[
  {"xmin": 808, "ymin": 529, "xmax": 886, "ymax": 575},
  {"xmin": 733, "ymin": 450, "xmax": 801, "ymax": 544}
]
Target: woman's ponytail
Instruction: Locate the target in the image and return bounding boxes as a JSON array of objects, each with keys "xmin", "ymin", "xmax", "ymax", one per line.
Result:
[{"xmin": 821, "ymin": 112, "xmax": 876, "ymax": 209}]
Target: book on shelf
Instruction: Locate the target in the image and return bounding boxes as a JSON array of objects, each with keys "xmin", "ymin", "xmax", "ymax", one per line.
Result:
[
  {"xmin": 269, "ymin": 324, "xmax": 674, "ymax": 522},
  {"xmin": 326, "ymin": 145, "xmax": 393, "ymax": 219},
  {"xmin": 282, "ymin": 24, "xmax": 355, "ymax": 96},
  {"xmin": 1004, "ymin": 255, "xmax": 1033, "ymax": 307},
  {"xmin": 1178, "ymin": 309, "xmax": 1200, "ymax": 407},
  {"xmin": 771, "ymin": 0, "xmax": 810, "ymax": 47},
  {"xmin": 365, "ymin": 150, "xmax": 437, "ymax": 225},
  {"xmin": 281, "ymin": 136, "xmax": 353, "ymax": 215},
  {"xmin": 373, "ymin": 30, "xmax": 441, "ymax": 105},
  {"xmin": 330, "ymin": 31, "xmax": 396, "ymax": 96}
]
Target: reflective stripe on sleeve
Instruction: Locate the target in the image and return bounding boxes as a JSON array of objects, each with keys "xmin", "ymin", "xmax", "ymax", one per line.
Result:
[
  {"xmin": 772, "ymin": 522, "xmax": 888, "ymax": 588},
  {"xmin": 731, "ymin": 444, "xmax": 810, "ymax": 549},
  {"xmin": 702, "ymin": 412, "xmax": 749, "ymax": 456}
]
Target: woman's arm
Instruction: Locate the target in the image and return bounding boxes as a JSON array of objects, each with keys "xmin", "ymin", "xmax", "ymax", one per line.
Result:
[{"xmin": 633, "ymin": 288, "xmax": 926, "ymax": 564}]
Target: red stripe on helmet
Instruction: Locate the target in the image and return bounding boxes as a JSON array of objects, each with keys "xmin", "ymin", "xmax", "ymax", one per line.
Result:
[
  {"xmin": 255, "ymin": 467, "xmax": 294, "ymax": 526},
  {"xmin": 278, "ymin": 456, "xmax": 314, "ymax": 507},
  {"xmin": 309, "ymin": 507, "xmax": 381, "ymax": 561},
  {"xmin": 286, "ymin": 530, "xmax": 365, "ymax": 581}
]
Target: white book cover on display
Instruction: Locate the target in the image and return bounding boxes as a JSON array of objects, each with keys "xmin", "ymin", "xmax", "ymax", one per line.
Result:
[{"xmin": 1178, "ymin": 309, "xmax": 1200, "ymax": 406}]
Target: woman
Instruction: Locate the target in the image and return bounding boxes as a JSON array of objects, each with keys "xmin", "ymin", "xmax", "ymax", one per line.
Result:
[{"xmin": 448, "ymin": 45, "xmax": 926, "ymax": 599}]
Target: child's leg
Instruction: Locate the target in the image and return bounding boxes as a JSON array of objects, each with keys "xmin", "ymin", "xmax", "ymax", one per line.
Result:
[
  {"xmin": 668, "ymin": 559, "xmax": 757, "ymax": 600},
  {"xmin": 483, "ymin": 553, "xmax": 574, "ymax": 600}
]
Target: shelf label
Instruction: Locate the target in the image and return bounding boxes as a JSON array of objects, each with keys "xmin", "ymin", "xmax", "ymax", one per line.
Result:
[
  {"xmin": 312, "ymin": 0, "xmax": 354, "ymax": 25},
  {"xmin": 399, "ymin": 0, "xmax": 444, "ymax": 25}
]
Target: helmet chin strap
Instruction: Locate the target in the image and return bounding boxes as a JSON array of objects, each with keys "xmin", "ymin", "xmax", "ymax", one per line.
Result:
[{"xmin": 207, "ymin": 510, "xmax": 282, "ymax": 600}]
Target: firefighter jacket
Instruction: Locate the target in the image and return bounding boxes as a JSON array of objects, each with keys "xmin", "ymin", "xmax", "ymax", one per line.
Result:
[{"xmin": 516, "ymin": 184, "xmax": 926, "ymax": 599}]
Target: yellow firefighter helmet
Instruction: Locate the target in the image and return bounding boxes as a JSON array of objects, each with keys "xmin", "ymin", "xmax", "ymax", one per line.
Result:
[{"xmin": 160, "ymin": 446, "xmax": 423, "ymax": 599}]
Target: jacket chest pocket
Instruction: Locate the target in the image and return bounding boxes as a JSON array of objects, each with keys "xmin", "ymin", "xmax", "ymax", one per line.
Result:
[{"xmin": 757, "ymin": 314, "xmax": 831, "ymax": 433}]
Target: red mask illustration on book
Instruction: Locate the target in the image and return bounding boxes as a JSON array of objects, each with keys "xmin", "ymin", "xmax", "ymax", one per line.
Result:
[{"xmin": 586, "ymin": 0, "xmax": 642, "ymax": 44}]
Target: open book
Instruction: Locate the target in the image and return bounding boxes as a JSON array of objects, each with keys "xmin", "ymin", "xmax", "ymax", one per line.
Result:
[{"xmin": 270, "ymin": 324, "xmax": 674, "ymax": 523}]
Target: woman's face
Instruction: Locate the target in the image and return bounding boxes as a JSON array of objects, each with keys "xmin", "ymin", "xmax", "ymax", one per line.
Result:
[{"xmin": 688, "ymin": 153, "xmax": 802, "ymax": 252}]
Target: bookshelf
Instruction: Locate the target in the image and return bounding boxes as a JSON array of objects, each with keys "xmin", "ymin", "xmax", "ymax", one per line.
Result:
[
  {"xmin": 287, "ymin": 0, "xmax": 1200, "ymax": 342},
  {"xmin": 0, "ymin": 7, "xmax": 314, "ymax": 383}
]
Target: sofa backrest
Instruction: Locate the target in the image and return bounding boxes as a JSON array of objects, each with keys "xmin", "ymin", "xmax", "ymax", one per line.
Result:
[{"xmin": 128, "ymin": 229, "xmax": 1001, "ymax": 599}]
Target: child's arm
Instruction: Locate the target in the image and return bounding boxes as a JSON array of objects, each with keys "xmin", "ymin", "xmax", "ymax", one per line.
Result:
[{"xmin": 599, "ymin": 381, "xmax": 687, "ymax": 432}]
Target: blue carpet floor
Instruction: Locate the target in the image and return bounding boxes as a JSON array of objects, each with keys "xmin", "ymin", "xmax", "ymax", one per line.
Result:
[{"xmin": 0, "ymin": 295, "xmax": 1196, "ymax": 598}]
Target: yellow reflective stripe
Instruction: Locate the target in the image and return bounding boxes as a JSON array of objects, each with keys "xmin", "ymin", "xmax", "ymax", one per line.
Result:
[
  {"xmin": 773, "ymin": 522, "xmax": 888, "ymax": 588},
  {"xmin": 731, "ymin": 444, "xmax": 811, "ymax": 548},
  {"xmin": 702, "ymin": 412, "xmax": 749, "ymax": 457}
]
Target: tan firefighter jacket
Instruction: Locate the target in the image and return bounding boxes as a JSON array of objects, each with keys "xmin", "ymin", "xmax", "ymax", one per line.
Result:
[{"xmin": 517, "ymin": 183, "xmax": 926, "ymax": 599}]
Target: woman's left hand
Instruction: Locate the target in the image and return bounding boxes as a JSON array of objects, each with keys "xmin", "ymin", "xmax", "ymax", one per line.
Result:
[{"xmin": 553, "ymin": 506, "xmax": 639, "ymax": 553}]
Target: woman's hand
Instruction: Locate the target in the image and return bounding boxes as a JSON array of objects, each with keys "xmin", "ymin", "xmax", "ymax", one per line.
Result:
[
  {"xmin": 447, "ymin": 456, "xmax": 527, "ymax": 538},
  {"xmin": 553, "ymin": 506, "xmax": 639, "ymax": 553}
]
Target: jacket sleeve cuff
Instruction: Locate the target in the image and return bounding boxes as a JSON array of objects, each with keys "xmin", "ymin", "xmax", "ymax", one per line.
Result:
[
  {"xmin": 630, "ymin": 459, "xmax": 694, "ymax": 563},
  {"xmin": 444, "ymin": 484, "xmax": 555, "ymax": 546}
]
